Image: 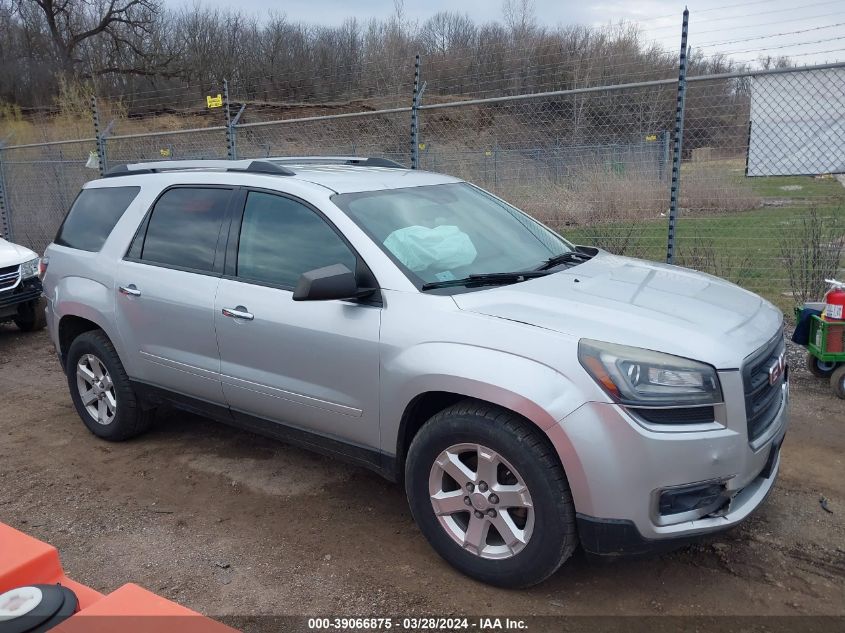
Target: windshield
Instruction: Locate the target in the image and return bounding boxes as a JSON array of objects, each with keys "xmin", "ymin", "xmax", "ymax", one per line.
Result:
[{"xmin": 332, "ymin": 183, "xmax": 573, "ymax": 287}]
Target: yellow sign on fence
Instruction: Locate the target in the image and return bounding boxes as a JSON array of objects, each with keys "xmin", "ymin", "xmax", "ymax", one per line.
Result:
[
  {"xmin": 206, "ymin": 94, "xmax": 223, "ymax": 109},
  {"xmin": 645, "ymin": 134, "xmax": 658, "ymax": 142}
]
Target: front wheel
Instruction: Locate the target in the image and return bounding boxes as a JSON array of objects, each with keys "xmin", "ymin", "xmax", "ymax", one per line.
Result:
[
  {"xmin": 405, "ymin": 400, "xmax": 578, "ymax": 588},
  {"xmin": 807, "ymin": 352, "xmax": 837, "ymax": 378},
  {"xmin": 14, "ymin": 297, "xmax": 47, "ymax": 332}
]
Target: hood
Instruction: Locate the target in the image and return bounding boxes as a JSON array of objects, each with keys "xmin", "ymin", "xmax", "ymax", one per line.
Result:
[
  {"xmin": 0, "ymin": 238, "xmax": 38, "ymax": 268},
  {"xmin": 452, "ymin": 252, "xmax": 783, "ymax": 369}
]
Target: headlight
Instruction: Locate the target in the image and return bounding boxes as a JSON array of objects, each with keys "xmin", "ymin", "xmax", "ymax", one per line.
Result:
[
  {"xmin": 578, "ymin": 339, "xmax": 723, "ymax": 407},
  {"xmin": 20, "ymin": 258, "xmax": 39, "ymax": 280}
]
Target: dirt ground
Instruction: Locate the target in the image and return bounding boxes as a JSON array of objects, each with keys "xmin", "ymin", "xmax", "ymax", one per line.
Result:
[{"xmin": 1, "ymin": 325, "xmax": 843, "ymax": 628}]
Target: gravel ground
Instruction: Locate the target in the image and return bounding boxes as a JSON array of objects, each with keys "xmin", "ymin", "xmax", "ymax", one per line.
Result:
[{"xmin": 0, "ymin": 326, "xmax": 843, "ymax": 629}]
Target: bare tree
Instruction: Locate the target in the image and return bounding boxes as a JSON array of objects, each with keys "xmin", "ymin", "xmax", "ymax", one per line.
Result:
[
  {"xmin": 502, "ymin": 0, "xmax": 536, "ymax": 42},
  {"xmin": 17, "ymin": 0, "xmax": 162, "ymax": 76},
  {"xmin": 420, "ymin": 12, "xmax": 476, "ymax": 56},
  {"xmin": 0, "ymin": 0, "xmax": 782, "ymax": 122}
]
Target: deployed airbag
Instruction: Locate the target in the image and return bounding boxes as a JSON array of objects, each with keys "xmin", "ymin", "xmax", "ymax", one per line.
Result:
[{"xmin": 383, "ymin": 225, "xmax": 477, "ymax": 272}]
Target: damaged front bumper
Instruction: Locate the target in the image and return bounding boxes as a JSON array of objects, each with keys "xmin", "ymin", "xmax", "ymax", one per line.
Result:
[{"xmin": 548, "ymin": 371, "xmax": 789, "ymax": 557}]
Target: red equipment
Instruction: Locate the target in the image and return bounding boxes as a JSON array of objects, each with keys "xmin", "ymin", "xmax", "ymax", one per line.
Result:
[{"xmin": 824, "ymin": 279, "xmax": 845, "ymax": 322}]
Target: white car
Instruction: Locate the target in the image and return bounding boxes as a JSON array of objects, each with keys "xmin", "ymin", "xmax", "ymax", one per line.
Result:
[{"xmin": 0, "ymin": 235, "xmax": 45, "ymax": 331}]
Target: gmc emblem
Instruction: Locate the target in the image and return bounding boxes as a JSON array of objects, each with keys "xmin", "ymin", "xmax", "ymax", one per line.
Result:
[{"xmin": 768, "ymin": 352, "xmax": 786, "ymax": 386}]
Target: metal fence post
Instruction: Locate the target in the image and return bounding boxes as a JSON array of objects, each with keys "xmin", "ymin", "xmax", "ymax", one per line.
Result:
[
  {"xmin": 0, "ymin": 144, "xmax": 11, "ymax": 241},
  {"xmin": 493, "ymin": 143, "xmax": 499, "ymax": 190},
  {"xmin": 91, "ymin": 96, "xmax": 106, "ymax": 176},
  {"xmin": 224, "ymin": 79, "xmax": 235, "ymax": 159},
  {"xmin": 224, "ymin": 79, "xmax": 246, "ymax": 160},
  {"xmin": 411, "ymin": 54, "xmax": 421, "ymax": 169},
  {"xmin": 666, "ymin": 8, "xmax": 689, "ymax": 265}
]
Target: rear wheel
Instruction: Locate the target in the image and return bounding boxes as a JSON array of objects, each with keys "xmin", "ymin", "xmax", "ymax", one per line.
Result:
[
  {"xmin": 831, "ymin": 365, "xmax": 845, "ymax": 400},
  {"xmin": 66, "ymin": 330, "xmax": 152, "ymax": 441},
  {"xmin": 13, "ymin": 297, "xmax": 47, "ymax": 332},
  {"xmin": 405, "ymin": 400, "xmax": 578, "ymax": 588}
]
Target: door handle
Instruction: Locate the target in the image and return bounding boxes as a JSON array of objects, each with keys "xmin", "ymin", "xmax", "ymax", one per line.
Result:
[
  {"xmin": 222, "ymin": 305, "xmax": 254, "ymax": 321},
  {"xmin": 119, "ymin": 284, "xmax": 141, "ymax": 297}
]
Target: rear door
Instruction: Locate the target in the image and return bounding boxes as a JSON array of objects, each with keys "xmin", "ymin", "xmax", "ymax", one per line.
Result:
[
  {"xmin": 115, "ymin": 186, "xmax": 234, "ymax": 404},
  {"xmin": 214, "ymin": 189, "xmax": 382, "ymax": 449}
]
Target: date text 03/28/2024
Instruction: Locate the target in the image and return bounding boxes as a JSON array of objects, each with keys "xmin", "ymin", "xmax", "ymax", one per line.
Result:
[{"xmin": 306, "ymin": 617, "xmax": 528, "ymax": 630}]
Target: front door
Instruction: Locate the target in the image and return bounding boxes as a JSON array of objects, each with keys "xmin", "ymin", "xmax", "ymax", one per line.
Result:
[{"xmin": 214, "ymin": 190, "xmax": 382, "ymax": 448}]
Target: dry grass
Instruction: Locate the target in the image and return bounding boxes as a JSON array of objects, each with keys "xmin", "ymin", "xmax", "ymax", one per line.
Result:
[
  {"xmin": 681, "ymin": 167, "xmax": 761, "ymax": 214},
  {"xmin": 1, "ymin": 88, "xmax": 225, "ymax": 146},
  {"xmin": 507, "ymin": 165, "xmax": 760, "ymax": 227}
]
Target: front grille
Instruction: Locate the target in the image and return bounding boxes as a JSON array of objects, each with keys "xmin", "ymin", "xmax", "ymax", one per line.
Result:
[
  {"xmin": 0, "ymin": 264, "xmax": 19, "ymax": 292},
  {"xmin": 742, "ymin": 332, "xmax": 786, "ymax": 442}
]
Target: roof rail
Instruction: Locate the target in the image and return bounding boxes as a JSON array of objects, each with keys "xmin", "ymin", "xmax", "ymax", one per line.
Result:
[
  {"xmin": 269, "ymin": 156, "xmax": 406, "ymax": 169},
  {"xmin": 103, "ymin": 160, "xmax": 295, "ymax": 178}
]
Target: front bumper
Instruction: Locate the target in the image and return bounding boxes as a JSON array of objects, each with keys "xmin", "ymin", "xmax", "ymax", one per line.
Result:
[
  {"xmin": 548, "ymin": 370, "xmax": 789, "ymax": 555},
  {"xmin": 0, "ymin": 279, "xmax": 43, "ymax": 319}
]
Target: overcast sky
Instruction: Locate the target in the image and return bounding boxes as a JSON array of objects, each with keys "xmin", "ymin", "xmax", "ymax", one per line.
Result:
[{"xmin": 166, "ymin": 0, "xmax": 845, "ymax": 66}]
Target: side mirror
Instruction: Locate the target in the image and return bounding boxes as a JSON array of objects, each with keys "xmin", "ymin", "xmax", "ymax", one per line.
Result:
[{"xmin": 292, "ymin": 264, "xmax": 375, "ymax": 301}]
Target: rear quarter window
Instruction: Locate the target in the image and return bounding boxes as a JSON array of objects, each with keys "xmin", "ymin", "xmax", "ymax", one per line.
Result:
[{"xmin": 55, "ymin": 186, "xmax": 140, "ymax": 252}]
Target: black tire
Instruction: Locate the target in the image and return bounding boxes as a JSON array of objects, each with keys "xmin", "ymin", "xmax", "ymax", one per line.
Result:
[
  {"xmin": 807, "ymin": 352, "xmax": 837, "ymax": 378},
  {"xmin": 831, "ymin": 365, "xmax": 845, "ymax": 400},
  {"xmin": 66, "ymin": 330, "xmax": 153, "ymax": 441},
  {"xmin": 14, "ymin": 296, "xmax": 47, "ymax": 332},
  {"xmin": 405, "ymin": 399, "xmax": 578, "ymax": 588}
]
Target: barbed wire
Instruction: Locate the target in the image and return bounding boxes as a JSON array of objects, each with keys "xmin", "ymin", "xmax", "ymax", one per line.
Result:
[
  {"xmin": 635, "ymin": 1, "xmax": 845, "ymax": 34},
  {"xmin": 696, "ymin": 22, "xmax": 845, "ymax": 48},
  {"xmin": 682, "ymin": 10, "xmax": 845, "ymax": 37},
  {"xmin": 727, "ymin": 46, "xmax": 845, "ymax": 63}
]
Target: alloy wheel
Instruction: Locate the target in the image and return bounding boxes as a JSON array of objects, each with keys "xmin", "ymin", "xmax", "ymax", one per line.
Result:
[
  {"xmin": 428, "ymin": 443, "xmax": 534, "ymax": 560},
  {"xmin": 76, "ymin": 354, "xmax": 117, "ymax": 425}
]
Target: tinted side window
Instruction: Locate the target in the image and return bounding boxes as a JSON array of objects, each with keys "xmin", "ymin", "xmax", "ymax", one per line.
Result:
[
  {"xmin": 237, "ymin": 192, "xmax": 356, "ymax": 288},
  {"xmin": 55, "ymin": 187, "xmax": 140, "ymax": 251},
  {"xmin": 140, "ymin": 188, "xmax": 231, "ymax": 272}
]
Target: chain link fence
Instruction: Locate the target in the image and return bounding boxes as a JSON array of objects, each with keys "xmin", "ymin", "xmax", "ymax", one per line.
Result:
[
  {"xmin": 0, "ymin": 36, "xmax": 842, "ymax": 310},
  {"xmin": 417, "ymin": 80, "xmax": 678, "ymax": 262},
  {"xmin": 235, "ymin": 109, "xmax": 412, "ymax": 164},
  {"xmin": 675, "ymin": 67, "xmax": 845, "ymax": 306},
  {"xmin": 0, "ymin": 139, "xmax": 98, "ymax": 252}
]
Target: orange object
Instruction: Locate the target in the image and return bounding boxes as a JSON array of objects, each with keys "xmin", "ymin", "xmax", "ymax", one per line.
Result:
[
  {"xmin": 0, "ymin": 523, "xmax": 102, "ymax": 608},
  {"xmin": 53, "ymin": 584, "xmax": 236, "ymax": 633},
  {"xmin": 0, "ymin": 522, "xmax": 238, "ymax": 632}
]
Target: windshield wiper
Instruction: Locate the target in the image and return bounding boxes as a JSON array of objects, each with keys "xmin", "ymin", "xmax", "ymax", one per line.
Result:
[
  {"xmin": 535, "ymin": 250, "xmax": 593, "ymax": 271},
  {"xmin": 421, "ymin": 271, "xmax": 549, "ymax": 291}
]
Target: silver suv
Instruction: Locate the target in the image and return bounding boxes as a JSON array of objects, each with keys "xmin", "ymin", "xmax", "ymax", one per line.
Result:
[{"xmin": 43, "ymin": 158, "xmax": 789, "ymax": 587}]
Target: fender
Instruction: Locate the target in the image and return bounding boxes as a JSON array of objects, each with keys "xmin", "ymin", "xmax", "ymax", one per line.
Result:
[
  {"xmin": 52, "ymin": 276, "xmax": 131, "ymax": 372},
  {"xmin": 381, "ymin": 341, "xmax": 586, "ymax": 456}
]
